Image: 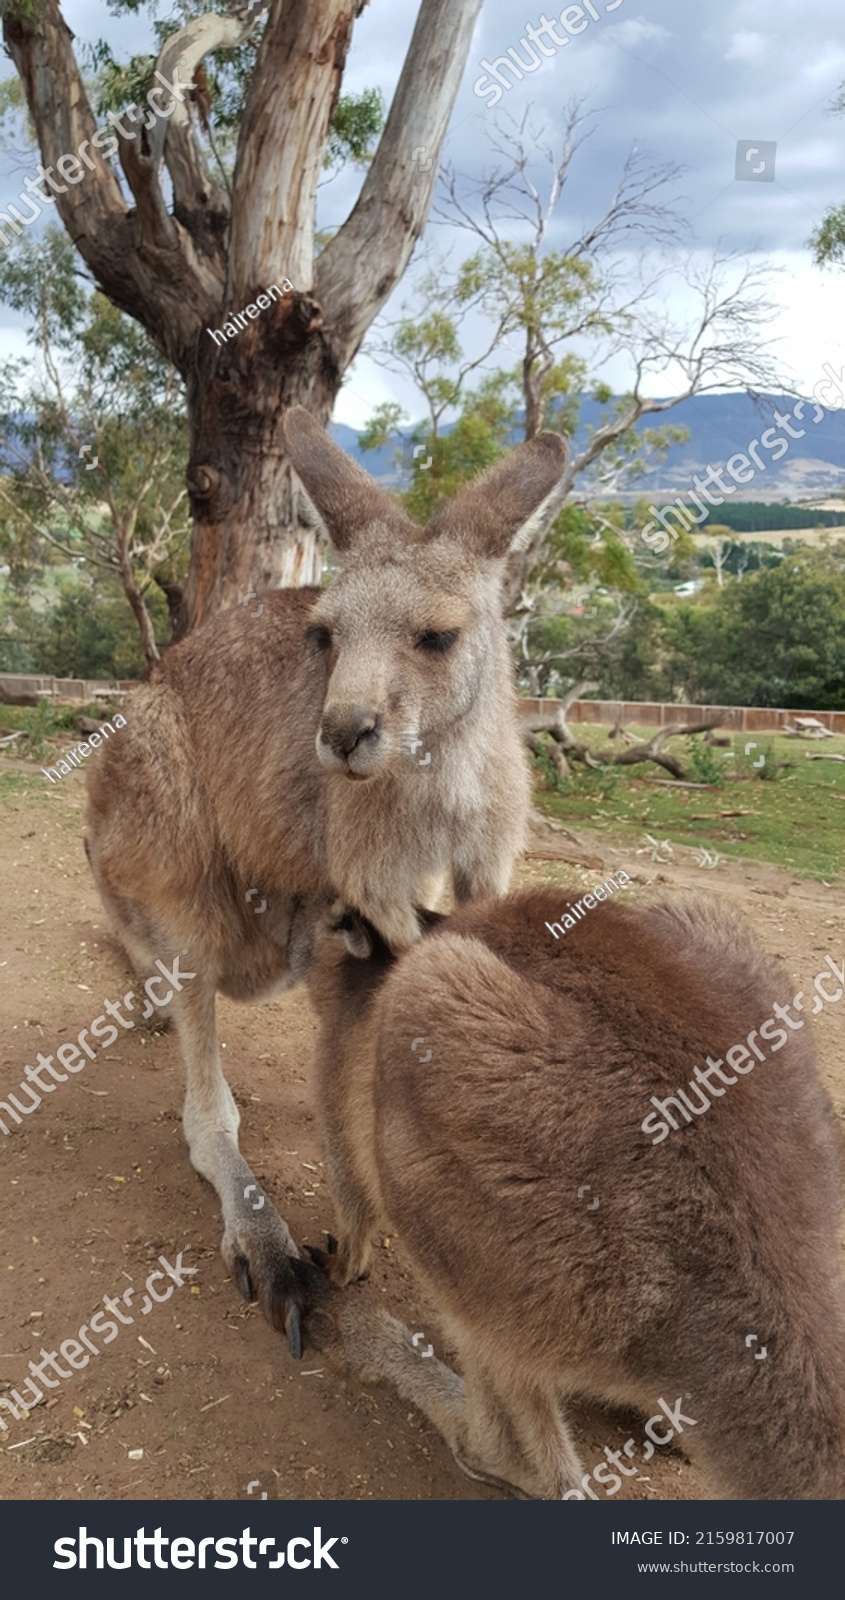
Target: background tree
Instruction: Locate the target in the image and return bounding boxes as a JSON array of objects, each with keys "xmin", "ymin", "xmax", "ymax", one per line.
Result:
[
  {"xmin": 1, "ymin": 0, "xmax": 483, "ymax": 636},
  {"xmin": 699, "ymin": 525, "xmax": 735, "ymax": 588},
  {"xmin": 600, "ymin": 549, "xmax": 845, "ymax": 711},
  {"xmin": 360, "ymin": 108, "xmax": 781, "ymax": 689},
  {"xmin": 0, "ymin": 571, "xmax": 165, "ymax": 679},
  {"xmin": 674, "ymin": 549, "xmax": 845, "ymax": 709},
  {"xmin": 810, "ymin": 79, "xmax": 845, "ymax": 269},
  {"xmin": 0, "ymin": 228, "xmax": 189, "ymax": 670}
]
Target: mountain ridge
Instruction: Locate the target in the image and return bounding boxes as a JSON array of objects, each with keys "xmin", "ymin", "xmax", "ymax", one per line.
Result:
[{"xmin": 329, "ymin": 390, "xmax": 845, "ymax": 503}]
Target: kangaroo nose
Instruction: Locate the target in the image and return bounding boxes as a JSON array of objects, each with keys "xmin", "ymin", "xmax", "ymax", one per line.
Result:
[{"xmin": 320, "ymin": 705, "xmax": 381, "ymax": 759}]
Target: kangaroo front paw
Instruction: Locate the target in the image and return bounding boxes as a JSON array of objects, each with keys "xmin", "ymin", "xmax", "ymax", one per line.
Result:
[
  {"xmin": 328, "ymin": 902, "xmax": 374, "ymax": 959},
  {"xmin": 361, "ymin": 901, "xmax": 423, "ymax": 954},
  {"xmin": 334, "ymin": 1230, "xmax": 372, "ymax": 1285},
  {"xmin": 304, "ymin": 1230, "xmax": 371, "ymax": 1287},
  {"xmin": 452, "ymin": 1449, "xmax": 535, "ymax": 1499}
]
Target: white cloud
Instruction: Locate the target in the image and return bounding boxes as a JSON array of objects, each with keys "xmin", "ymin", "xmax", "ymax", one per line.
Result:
[
  {"xmin": 612, "ymin": 19, "xmax": 671, "ymax": 51},
  {"xmin": 791, "ymin": 46, "xmax": 845, "ymax": 91},
  {"xmin": 725, "ymin": 31, "xmax": 768, "ymax": 65}
]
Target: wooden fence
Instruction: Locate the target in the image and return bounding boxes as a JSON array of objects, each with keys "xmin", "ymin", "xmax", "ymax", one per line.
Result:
[
  {"xmin": 0, "ymin": 674, "xmax": 134, "ymax": 705},
  {"xmin": 518, "ymin": 699, "xmax": 845, "ymax": 735},
  {"xmin": 2, "ymin": 675, "xmax": 843, "ymax": 735}
]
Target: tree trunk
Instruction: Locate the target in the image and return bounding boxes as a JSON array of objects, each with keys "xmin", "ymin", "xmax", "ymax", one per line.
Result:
[
  {"xmin": 179, "ymin": 287, "xmax": 334, "ymax": 635},
  {"xmin": 120, "ymin": 559, "xmax": 162, "ymax": 672},
  {"xmin": 4, "ymin": 0, "xmax": 484, "ymax": 637}
]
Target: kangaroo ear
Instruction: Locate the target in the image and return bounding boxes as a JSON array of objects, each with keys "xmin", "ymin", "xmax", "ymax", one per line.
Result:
[
  {"xmin": 427, "ymin": 432, "xmax": 567, "ymax": 557},
  {"xmin": 283, "ymin": 407, "xmax": 416, "ymax": 551}
]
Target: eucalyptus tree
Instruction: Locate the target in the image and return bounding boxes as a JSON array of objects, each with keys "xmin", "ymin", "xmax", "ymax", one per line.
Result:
[{"xmin": 2, "ymin": 0, "xmax": 483, "ymax": 633}]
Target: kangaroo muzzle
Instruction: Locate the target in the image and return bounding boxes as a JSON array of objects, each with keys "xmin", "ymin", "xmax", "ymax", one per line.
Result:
[{"xmin": 317, "ymin": 704, "xmax": 384, "ymax": 776}]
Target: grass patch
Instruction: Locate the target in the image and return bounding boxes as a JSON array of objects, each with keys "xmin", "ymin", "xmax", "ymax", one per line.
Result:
[
  {"xmin": 0, "ymin": 768, "xmax": 80, "ymax": 809},
  {"xmin": 0, "ymin": 700, "xmax": 120, "ymax": 763},
  {"xmin": 0, "ymin": 771, "xmax": 40, "ymax": 799},
  {"xmin": 534, "ymin": 724, "xmax": 845, "ymax": 882}
]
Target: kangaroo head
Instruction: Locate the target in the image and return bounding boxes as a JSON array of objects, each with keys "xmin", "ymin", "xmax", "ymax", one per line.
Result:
[{"xmin": 283, "ymin": 408, "xmax": 566, "ymax": 779}]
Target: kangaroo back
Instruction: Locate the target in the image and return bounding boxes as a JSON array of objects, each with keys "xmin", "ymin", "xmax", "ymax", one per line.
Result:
[{"xmin": 311, "ymin": 888, "xmax": 845, "ymax": 1499}]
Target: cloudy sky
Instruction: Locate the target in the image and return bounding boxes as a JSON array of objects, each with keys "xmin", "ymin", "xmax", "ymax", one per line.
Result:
[{"xmin": 2, "ymin": 0, "xmax": 844, "ymax": 428}]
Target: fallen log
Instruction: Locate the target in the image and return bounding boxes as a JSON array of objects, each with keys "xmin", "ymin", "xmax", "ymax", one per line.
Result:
[
  {"xmin": 523, "ymin": 849, "xmax": 606, "ymax": 871},
  {"xmin": 690, "ymin": 809, "xmax": 753, "ymax": 820},
  {"xmin": 647, "ymin": 779, "xmax": 718, "ymax": 790},
  {"xmin": 522, "ymin": 698, "xmax": 735, "ymax": 783},
  {"xmin": 525, "ymin": 728, "xmax": 571, "ymax": 779}
]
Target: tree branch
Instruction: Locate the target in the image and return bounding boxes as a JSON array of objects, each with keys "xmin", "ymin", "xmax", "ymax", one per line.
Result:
[
  {"xmin": 227, "ymin": 0, "xmax": 360, "ymax": 304},
  {"xmin": 2, "ymin": 1, "xmax": 224, "ymax": 367},
  {"xmin": 316, "ymin": 0, "xmax": 484, "ymax": 366}
]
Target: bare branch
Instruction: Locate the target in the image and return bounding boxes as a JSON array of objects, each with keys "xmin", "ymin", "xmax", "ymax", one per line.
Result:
[
  {"xmin": 316, "ymin": 0, "xmax": 484, "ymax": 366},
  {"xmin": 436, "ymin": 102, "xmax": 683, "ymax": 259},
  {"xmin": 149, "ymin": 9, "xmax": 262, "ymax": 172},
  {"xmin": 117, "ymin": 125, "xmax": 180, "ymax": 252}
]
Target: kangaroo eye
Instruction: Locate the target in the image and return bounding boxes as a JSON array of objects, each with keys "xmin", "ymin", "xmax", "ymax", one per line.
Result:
[
  {"xmin": 416, "ymin": 629, "xmax": 460, "ymax": 654},
  {"xmin": 307, "ymin": 624, "xmax": 333, "ymax": 651}
]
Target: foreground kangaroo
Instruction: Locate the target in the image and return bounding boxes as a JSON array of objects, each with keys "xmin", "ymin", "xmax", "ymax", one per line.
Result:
[
  {"xmin": 84, "ymin": 411, "xmax": 565, "ymax": 1350},
  {"xmin": 303, "ymin": 888, "xmax": 845, "ymax": 1499}
]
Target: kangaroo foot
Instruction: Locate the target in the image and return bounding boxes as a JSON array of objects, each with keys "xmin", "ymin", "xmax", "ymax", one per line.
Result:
[{"xmin": 222, "ymin": 1204, "xmax": 329, "ymax": 1359}]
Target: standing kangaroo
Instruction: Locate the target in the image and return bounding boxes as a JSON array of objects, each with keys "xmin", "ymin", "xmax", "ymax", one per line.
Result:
[
  {"xmin": 84, "ymin": 410, "xmax": 565, "ymax": 1353},
  {"xmin": 303, "ymin": 889, "xmax": 845, "ymax": 1500}
]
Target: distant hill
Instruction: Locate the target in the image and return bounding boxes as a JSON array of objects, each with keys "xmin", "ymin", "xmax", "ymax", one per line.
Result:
[
  {"xmin": 4, "ymin": 391, "xmax": 843, "ymax": 505},
  {"xmin": 330, "ymin": 391, "xmax": 845, "ymax": 504}
]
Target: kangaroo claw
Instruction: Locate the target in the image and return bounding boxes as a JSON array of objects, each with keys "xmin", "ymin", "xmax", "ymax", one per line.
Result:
[{"xmin": 285, "ymin": 1304, "xmax": 302, "ymax": 1360}]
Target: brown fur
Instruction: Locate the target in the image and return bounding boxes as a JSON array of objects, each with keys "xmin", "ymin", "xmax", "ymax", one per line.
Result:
[
  {"xmin": 305, "ymin": 888, "xmax": 845, "ymax": 1499},
  {"xmin": 83, "ymin": 411, "xmax": 566, "ymax": 1342}
]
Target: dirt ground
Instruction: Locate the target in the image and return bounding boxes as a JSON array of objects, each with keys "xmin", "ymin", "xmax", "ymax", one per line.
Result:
[{"xmin": 0, "ymin": 763, "xmax": 842, "ymax": 1502}]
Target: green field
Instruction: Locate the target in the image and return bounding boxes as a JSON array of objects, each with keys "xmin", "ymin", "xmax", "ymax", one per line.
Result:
[{"xmin": 533, "ymin": 724, "xmax": 844, "ymax": 882}]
